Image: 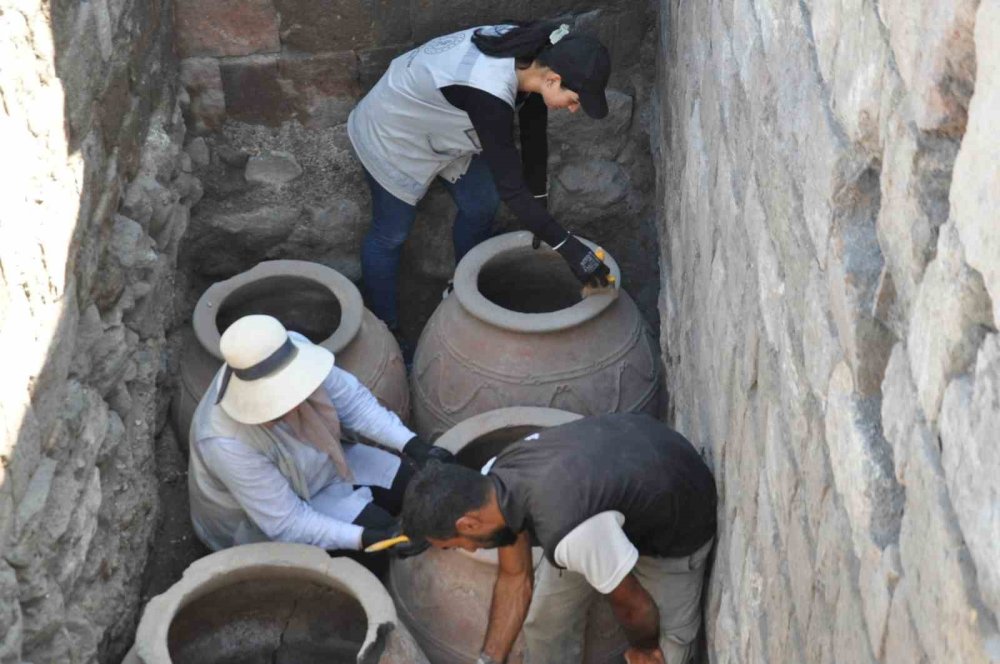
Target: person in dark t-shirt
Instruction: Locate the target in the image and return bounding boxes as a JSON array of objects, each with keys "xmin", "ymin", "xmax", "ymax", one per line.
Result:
[
  {"xmin": 348, "ymin": 20, "xmax": 613, "ymax": 336},
  {"xmin": 401, "ymin": 413, "xmax": 718, "ymax": 664}
]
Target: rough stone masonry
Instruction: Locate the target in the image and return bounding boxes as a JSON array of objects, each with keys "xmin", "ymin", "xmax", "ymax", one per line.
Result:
[
  {"xmin": 0, "ymin": 0, "xmax": 198, "ymax": 661},
  {"xmin": 656, "ymin": 0, "xmax": 1000, "ymax": 661}
]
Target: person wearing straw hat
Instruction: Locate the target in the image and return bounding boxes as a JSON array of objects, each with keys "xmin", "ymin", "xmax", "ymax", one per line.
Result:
[
  {"xmin": 187, "ymin": 314, "xmax": 450, "ymax": 554},
  {"xmin": 349, "ymin": 19, "xmax": 613, "ymax": 342}
]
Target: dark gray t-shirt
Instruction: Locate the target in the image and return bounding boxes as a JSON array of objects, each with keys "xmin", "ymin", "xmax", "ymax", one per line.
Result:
[{"xmin": 490, "ymin": 413, "xmax": 717, "ymax": 566}]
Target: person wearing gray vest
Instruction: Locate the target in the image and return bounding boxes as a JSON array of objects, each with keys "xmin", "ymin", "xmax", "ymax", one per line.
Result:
[
  {"xmin": 348, "ymin": 20, "xmax": 614, "ymax": 337},
  {"xmin": 401, "ymin": 413, "xmax": 718, "ymax": 664},
  {"xmin": 187, "ymin": 314, "xmax": 451, "ymax": 556}
]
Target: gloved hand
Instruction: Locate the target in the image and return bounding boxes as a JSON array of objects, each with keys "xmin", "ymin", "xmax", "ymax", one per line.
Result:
[
  {"xmin": 360, "ymin": 523, "xmax": 430, "ymax": 558},
  {"xmin": 403, "ymin": 436, "xmax": 456, "ymax": 467},
  {"xmin": 556, "ymin": 235, "xmax": 612, "ymax": 287}
]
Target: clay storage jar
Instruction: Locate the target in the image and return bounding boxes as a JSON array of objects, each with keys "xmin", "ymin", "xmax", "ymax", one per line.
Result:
[
  {"xmin": 411, "ymin": 231, "xmax": 660, "ymax": 440},
  {"xmin": 389, "ymin": 407, "xmax": 628, "ymax": 664},
  {"xmin": 173, "ymin": 259, "xmax": 409, "ymax": 448},
  {"xmin": 123, "ymin": 542, "xmax": 429, "ymax": 663}
]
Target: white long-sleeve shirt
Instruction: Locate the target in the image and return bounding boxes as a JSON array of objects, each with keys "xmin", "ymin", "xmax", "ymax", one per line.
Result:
[{"xmin": 188, "ymin": 350, "xmax": 414, "ymax": 552}]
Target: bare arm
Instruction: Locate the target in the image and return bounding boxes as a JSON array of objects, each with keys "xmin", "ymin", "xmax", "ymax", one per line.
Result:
[
  {"xmin": 481, "ymin": 531, "xmax": 533, "ymax": 662},
  {"xmin": 607, "ymin": 572, "xmax": 662, "ymax": 657}
]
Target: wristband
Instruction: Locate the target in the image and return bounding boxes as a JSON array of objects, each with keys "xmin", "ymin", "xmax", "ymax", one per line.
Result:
[{"xmin": 477, "ymin": 654, "xmax": 502, "ymax": 664}]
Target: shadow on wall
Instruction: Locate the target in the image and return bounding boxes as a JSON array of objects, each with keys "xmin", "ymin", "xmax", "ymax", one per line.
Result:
[{"xmin": 0, "ymin": 0, "xmax": 200, "ymax": 661}]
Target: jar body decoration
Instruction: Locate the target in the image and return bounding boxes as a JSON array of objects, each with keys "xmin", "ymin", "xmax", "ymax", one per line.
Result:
[
  {"xmin": 411, "ymin": 232, "xmax": 661, "ymax": 441},
  {"xmin": 173, "ymin": 260, "xmax": 409, "ymax": 448}
]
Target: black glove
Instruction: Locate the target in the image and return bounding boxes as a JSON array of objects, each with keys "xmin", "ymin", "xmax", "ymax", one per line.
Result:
[
  {"xmin": 556, "ymin": 235, "xmax": 611, "ymax": 287},
  {"xmin": 360, "ymin": 522, "xmax": 430, "ymax": 558},
  {"xmin": 403, "ymin": 436, "xmax": 456, "ymax": 467}
]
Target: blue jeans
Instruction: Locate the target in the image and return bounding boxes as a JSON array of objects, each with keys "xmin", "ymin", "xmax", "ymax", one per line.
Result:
[{"xmin": 360, "ymin": 155, "xmax": 501, "ymax": 329}]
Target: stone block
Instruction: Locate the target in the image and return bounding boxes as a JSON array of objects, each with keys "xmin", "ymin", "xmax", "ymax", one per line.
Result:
[
  {"xmin": 359, "ymin": 45, "xmax": 410, "ymax": 91},
  {"xmin": 245, "ymin": 150, "xmax": 303, "ymax": 186},
  {"xmin": 186, "ymin": 205, "xmax": 302, "ymax": 277},
  {"xmin": 219, "ymin": 56, "xmax": 286, "ymax": 126},
  {"xmin": 897, "ymin": 414, "xmax": 997, "ymax": 663},
  {"xmin": 809, "ymin": 0, "xmax": 897, "ymax": 151},
  {"xmin": 825, "ymin": 362, "xmax": 903, "ymax": 548},
  {"xmin": 827, "ymin": 166, "xmax": 894, "ymax": 396},
  {"xmin": 173, "ymin": 0, "xmax": 280, "ymax": 57},
  {"xmin": 857, "ymin": 542, "xmax": 902, "ymax": 659},
  {"xmin": 951, "ymin": 0, "xmax": 1000, "ymax": 328},
  {"xmin": 880, "ymin": 0, "xmax": 978, "ymax": 135},
  {"xmin": 802, "ymin": 265, "xmax": 840, "ymax": 397},
  {"xmin": 372, "ymin": 0, "xmax": 411, "ymax": 45},
  {"xmin": 548, "ymin": 89, "xmax": 633, "ymax": 161},
  {"xmin": 406, "ymin": 0, "xmax": 620, "ymax": 44},
  {"xmin": 884, "ymin": 588, "xmax": 931, "ymax": 663},
  {"xmin": 278, "ymin": 198, "xmax": 365, "ymax": 279},
  {"xmin": 185, "ymin": 137, "xmax": 210, "ymax": 168},
  {"xmin": 907, "ymin": 223, "xmax": 992, "ymax": 425},
  {"xmin": 551, "ymin": 159, "xmax": 629, "ymax": 214},
  {"xmin": 876, "ymin": 109, "xmax": 959, "ymax": 323},
  {"xmin": 221, "ymin": 52, "xmax": 361, "ymax": 128},
  {"xmin": 179, "ymin": 58, "xmax": 226, "ymax": 134},
  {"xmin": 0, "ymin": 560, "xmax": 22, "ymax": 662},
  {"xmin": 939, "ymin": 333, "xmax": 1000, "ymax": 618},
  {"xmin": 277, "ymin": 51, "xmax": 361, "ymax": 128},
  {"xmin": 273, "ymin": 0, "xmax": 374, "ymax": 52}
]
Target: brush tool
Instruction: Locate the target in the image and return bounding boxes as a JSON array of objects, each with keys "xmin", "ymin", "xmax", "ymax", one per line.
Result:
[{"xmin": 580, "ymin": 248, "xmax": 618, "ymax": 298}]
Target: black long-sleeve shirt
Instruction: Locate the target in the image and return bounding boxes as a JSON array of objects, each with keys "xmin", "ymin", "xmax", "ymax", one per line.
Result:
[{"xmin": 440, "ymin": 85, "xmax": 568, "ymax": 247}]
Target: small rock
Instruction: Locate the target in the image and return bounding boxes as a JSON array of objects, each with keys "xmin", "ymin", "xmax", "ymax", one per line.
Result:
[
  {"xmin": 185, "ymin": 137, "xmax": 210, "ymax": 168},
  {"xmin": 245, "ymin": 149, "xmax": 303, "ymax": 186}
]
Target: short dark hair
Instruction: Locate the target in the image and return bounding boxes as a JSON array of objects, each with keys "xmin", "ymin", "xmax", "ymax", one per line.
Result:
[{"xmin": 401, "ymin": 462, "xmax": 492, "ymax": 541}]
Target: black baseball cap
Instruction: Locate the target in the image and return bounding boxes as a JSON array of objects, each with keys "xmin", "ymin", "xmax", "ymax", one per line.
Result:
[{"xmin": 545, "ymin": 33, "xmax": 611, "ymax": 119}]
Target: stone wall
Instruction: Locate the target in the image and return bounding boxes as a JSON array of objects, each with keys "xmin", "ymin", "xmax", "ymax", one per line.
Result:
[
  {"xmin": 172, "ymin": 0, "xmax": 661, "ymax": 328},
  {"xmin": 0, "ymin": 0, "xmax": 198, "ymax": 661},
  {"xmin": 656, "ymin": 0, "xmax": 1000, "ymax": 661}
]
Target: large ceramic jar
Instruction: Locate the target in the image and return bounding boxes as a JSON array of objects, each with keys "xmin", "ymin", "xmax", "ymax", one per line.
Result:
[
  {"xmin": 389, "ymin": 407, "xmax": 628, "ymax": 664},
  {"xmin": 411, "ymin": 232, "xmax": 661, "ymax": 440},
  {"xmin": 123, "ymin": 543, "xmax": 429, "ymax": 663},
  {"xmin": 172, "ymin": 260, "xmax": 409, "ymax": 448}
]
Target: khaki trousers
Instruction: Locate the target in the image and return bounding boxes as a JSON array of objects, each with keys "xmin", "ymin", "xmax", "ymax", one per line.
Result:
[{"xmin": 523, "ymin": 539, "xmax": 714, "ymax": 664}]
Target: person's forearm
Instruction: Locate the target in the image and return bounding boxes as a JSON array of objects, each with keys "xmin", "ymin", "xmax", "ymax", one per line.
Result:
[
  {"xmin": 608, "ymin": 574, "xmax": 661, "ymax": 650},
  {"xmin": 481, "ymin": 570, "xmax": 533, "ymax": 662}
]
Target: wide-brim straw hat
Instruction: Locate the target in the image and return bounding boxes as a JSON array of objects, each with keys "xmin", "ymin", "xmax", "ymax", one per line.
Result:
[{"xmin": 215, "ymin": 314, "xmax": 334, "ymax": 425}]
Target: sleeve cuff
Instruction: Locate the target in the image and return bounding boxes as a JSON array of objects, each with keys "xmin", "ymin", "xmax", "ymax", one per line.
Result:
[{"xmin": 593, "ymin": 545, "xmax": 639, "ymax": 595}]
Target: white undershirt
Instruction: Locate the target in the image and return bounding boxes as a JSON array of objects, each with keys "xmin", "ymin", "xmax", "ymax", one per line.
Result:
[{"xmin": 554, "ymin": 511, "xmax": 639, "ymax": 594}]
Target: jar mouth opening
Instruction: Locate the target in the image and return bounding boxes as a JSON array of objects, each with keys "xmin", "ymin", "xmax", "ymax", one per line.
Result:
[
  {"xmin": 454, "ymin": 232, "xmax": 621, "ymax": 333},
  {"xmin": 193, "ymin": 260, "xmax": 364, "ymax": 360},
  {"xmin": 477, "ymin": 248, "xmax": 583, "ymax": 314},
  {"xmin": 217, "ymin": 275, "xmax": 343, "ymax": 343},
  {"xmin": 168, "ymin": 576, "xmax": 367, "ymax": 663}
]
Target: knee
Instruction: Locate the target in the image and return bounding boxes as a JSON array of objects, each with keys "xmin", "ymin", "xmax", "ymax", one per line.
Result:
[
  {"xmin": 364, "ymin": 226, "xmax": 410, "ymax": 251},
  {"xmin": 457, "ymin": 193, "xmax": 500, "ymax": 225}
]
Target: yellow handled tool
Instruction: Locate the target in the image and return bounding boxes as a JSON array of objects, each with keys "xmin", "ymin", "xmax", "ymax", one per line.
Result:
[
  {"xmin": 364, "ymin": 535, "xmax": 411, "ymax": 553},
  {"xmin": 593, "ymin": 249, "xmax": 617, "ymax": 287}
]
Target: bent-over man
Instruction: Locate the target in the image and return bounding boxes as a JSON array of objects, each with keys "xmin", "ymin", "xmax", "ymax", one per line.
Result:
[{"xmin": 401, "ymin": 413, "xmax": 717, "ymax": 664}]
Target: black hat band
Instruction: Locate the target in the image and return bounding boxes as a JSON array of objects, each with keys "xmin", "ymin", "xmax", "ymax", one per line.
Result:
[{"xmin": 215, "ymin": 336, "xmax": 299, "ymax": 405}]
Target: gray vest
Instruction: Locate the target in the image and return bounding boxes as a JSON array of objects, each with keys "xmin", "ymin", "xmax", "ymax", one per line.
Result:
[
  {"xmin": 348, "ymin": 26, "xmax": 517, "ymax": 205},
  {"xmin": 490, "ymin": 414, "xmax": 718, "ymax": 565}
]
